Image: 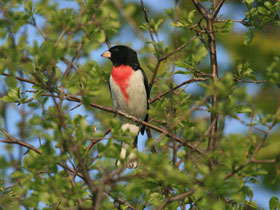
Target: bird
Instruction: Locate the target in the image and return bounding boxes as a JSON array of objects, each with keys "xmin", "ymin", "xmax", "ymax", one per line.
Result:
[{"xmin": 101, "ymin": 45, "xmax": 150, "ymax": 168}]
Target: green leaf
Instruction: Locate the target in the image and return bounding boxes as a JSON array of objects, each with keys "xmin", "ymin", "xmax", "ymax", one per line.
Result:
[
  {"xmin": 243, "ymin": 201, "xmax": 258, "ymax": 210},
  {"xmin": 220, "ymin": 20, "xmax": 233, "ymax": 33},
  {"xmin": 188, "ymin": 10, "xmax": 196, "ymax": 23},
  {"xmin": 175, "ymin": 70, "xmax": 188, "ymax": 75},
  {"xmin": 237, "ymin": 106, "xmax": 252, "ymax": 113},
  {"xmin": 269, "ymin": 196, "xmax": 280, "ymax": 210},
  {"xmin": 0, "ymin": 95, "xmax": 15, "ymax": 102},
  {"xmin": 24, "ymin": 0, "xmax": 33, "ymax": 14},
  {"xmin": 0, "ymin": 87, "xmax": 21, "ymax": 102},
  {"xmin": 95, "ymin": 30, "xmax": 106, "ymax": 43},
  {"xmin": 34, "ymin": 90, "xmax": 44, "ymax": 100},
  {"xmin": 82, "ymin": 96, "xmax": 91, "ymax": 107},
  {"xmin": 244, "ymin": 28, "xmax": 254, "ymax": 45},
  {"xmin": 264, "ymin": 1, "xmax": 273, "ymax": 9},
  {"xmin": 243, "ymin": 0, "xmax": 254, "ymax": 5},
  {"xmin": 258, "ymin": 6, "xmax": 269, "ymax": 15},
  {"xmin": 155, "ymin": 18, "xmax": 164, "ymax": 32},
  {"xmin": 5, "ymin": 76, "xmax": 18, "ymax": 88}
]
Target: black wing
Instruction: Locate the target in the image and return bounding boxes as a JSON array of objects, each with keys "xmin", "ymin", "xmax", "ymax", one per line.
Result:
[
  {"xmin": 140, "ymin": 68, "xmax": 150, "ymax": 135},
  {"xmin": 108, "ymin": 79, "xmax": 117, "ymax": 117}
]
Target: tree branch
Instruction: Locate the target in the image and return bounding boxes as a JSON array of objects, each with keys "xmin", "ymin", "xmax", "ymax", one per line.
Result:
[
  {"xmin": 113, "ymin": 0, "xmax": 146, "ymax": 40},
  {"xmin": 158, "ymin": 36, "xmax": 197, "ymax": 62},
  {"xmin": 149, "ymin": 36, "xmax": 197, "ymax": 89},
  {"xmin": 139, "ymin": 0, "xmax": 156, "ymax": 44},
  {"xmin": 1, "ymin": 73, "xmax": 35, "ymax": 84},
  {"xmin": 150, "ymin": 77, "xmax": 208, "ymax": 104},
  {"xmin": 30, "ymin": 92, "xmax": 204, "ymax": 154},
  {"xmin": 191, "ymin": 0, "xmax": 208, "ymax": 19},
  {"xmin": 211, "ymin": 0, "xmax": 226, "ymax": 19},
  {"xmin": 157, "ymin": 190, "xmax": 194, "ymax": 210},
  {"xmin": 224, "ymin": 95, "xmax": 280, "ymax": 179},
  {"xmin": 206, "ymin": 15, "xmax": 219, "ymax": 154},
  {"xmin": 0, "ymin": 129, "xmax": 84, "ymax": 178}
]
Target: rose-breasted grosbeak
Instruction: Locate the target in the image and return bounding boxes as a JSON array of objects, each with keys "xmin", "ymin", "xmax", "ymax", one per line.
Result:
[{"xmin": 101, "ymin": 45, "xmax": 150, "ymax": 168}]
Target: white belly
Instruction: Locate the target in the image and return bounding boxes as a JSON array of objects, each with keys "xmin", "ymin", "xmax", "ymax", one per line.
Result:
[{"xmin": 109, "ymin": 70, "xmax": 147, "ymax": 121}]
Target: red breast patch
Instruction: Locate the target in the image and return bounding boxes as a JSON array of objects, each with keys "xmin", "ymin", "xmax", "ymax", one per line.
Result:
[{"xmin": 112, "ymin": 65, "xmax": 133, "ymax": 104}]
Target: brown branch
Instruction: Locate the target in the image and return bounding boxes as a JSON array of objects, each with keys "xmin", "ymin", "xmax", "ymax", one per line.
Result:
[
  {"xmin": 211, "ymin": 0, "xmax": 226, "ymax": 19},
  {"xmin": 191, "ymin": 0, "xmax": 208, "ymax": 19},
  {"xmin": 55, "ymin": 28, "xmax": 68, "ymax": 47},
  {"xmin": 251, "ymin": 159, "xmax": 278, "ymax": 164},
  {"xmin": 215, "ymin": 19, "xmax": 245, "ymax": 24},
  {"xmin": 113, "ymin": 0, "xmax": 145, "ymax": 40},
  {"xmin": 150, "ymin": 77, "xmax": 208, "ymax": 104},
  {"xmin": 86, "ymin": 129, "xmax": 111, "ymax": 154},
  {"xmin": 139, "ymin": 0, "xmax": 162, "ymax": 90},
  {"xmin": 158, "ymin": 36, "xmax": 197, "ymax": 62},
  {"xmin": 149, "ymin": 96, "xmax": 210, "ymax": 151},
  {"xmin": 0, "ymin": 139, "xmax": 40, "ymax": 154},
  {"xmin": 85, "ymin": 100, "xmax": 204, "ymax": 154},
  {"xmin": 62, "ymin": 40, "xmax": 84, "ymax": 78},
  {"xmin": 30, "ymin": 16, "xmax": 48, "ymax": 40},
  {"xmin": 105, "ymin": 36, "xmax": 111, "ymax": 49},
  {"xmin": 40, "ymin": 92, "xmax": 203, "ymax": 154},
  {"xmin": 0, "ymin": 131, "xmax": 84, "ymax": 179},
  {"xmin": 169, "ymin": 190, "xmax": 194, "ymax": 202},
  {"xmin": 49, "ymin": 84, "xmax": 97, "ymax": 203},
  {"xmin": 139, "ymin": 0, "xmax": 156, "ymax": 45},
  {"xmin": 94, "ymin": 181, "xmax": 105, "ymax": 210},
  {"xmin": 206, "ymin": 18, "xmax": 219, "ymax": 154},
  {"xmin": 149, "ymin": 36, "xmax": 197, "ymax": 89},
  {"xmin": 106, "ymin": 191, "xmax": 138, "ymax": 210},
  {"xmin": 1, "ymin": 73, "xmax": 36, "ymax": 84},
  {"xmin": 71, "ymin": 128, "xmax": 112, "ymax": 182},
  {"xmin": 17, "ymin": 89, "xmax": 205, "ymax": 154},
  {"xmin": 0, "ymin": 75, "xmax": 203, "ymax": 154},
  {"xmin": 30, "ymin": 13, "xmax": 82, "ymax": 79},
  {"xmin": 225, "ymin": 95, "xmax": 280, "ymax": 179},
  {"xmin": 234, "ymin": 79, "xmax": 267, "ymax": 84},
  {"xmin": 149, "ymin": 60, "xmax": 161, "ymax": 89},
  {"xmin": 170, "ymin": 0, "xmax": 179, "ymax": 168},
  {"xmin": 192, "ymin": 0, "xmax": 226, "ymax": 156},
  {"xmin": 70, "ymin": 102, "xmax": 82, "ymax": 111},
  {"xmin": 157, "ymin": 190, "xmax": 194, "ymax": 210},
  {"xmin": 248, "ymin": 105, "xmax": 255, "ymax": 137}
]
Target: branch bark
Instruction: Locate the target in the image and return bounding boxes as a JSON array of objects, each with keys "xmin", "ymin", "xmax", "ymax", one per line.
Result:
[
  {"xmin": 149, "ymin": 77, "xmax": 208, "ymax": 104},
  {"xmin": 192, "ymin": 0, "xmax": 226, "ymax": 154},
  {"xmin": 0, "ymin": 128, "xmax": 84, "ymax": 178},
  {"xmin": 157, "ymin": 190, "xmax": 194, "ymax": 210}
]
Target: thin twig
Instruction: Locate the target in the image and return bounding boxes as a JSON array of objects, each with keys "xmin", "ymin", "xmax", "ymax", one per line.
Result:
[
  {"xmin": 150, "ymin": 77, "xmax": 208, "ymax": 104},
  {"xmin": 211, "ymin": 0, "xmax": 226, "ymax": 19},
  {"xmin": 224, "ymin": 95, "xmax": 280, "ymax": 179},
  {"xmin": 139, "ymin": 0, "xmax": 156, "ymax": 44},
  {"xmin": 191, "ymin": 0, "xmax": 208, "ymax": 19},
  {"xmin": 113, "ymin": 0, "xmax": 145, "ymax": 40},
  {"xmin": 234, "ymin": 79, "xmax": 267, "ymax": 84},
  {"xmin": 1, "ymin": 73, "xmax": 35, "ymax": 84},
  {"xmin": 149, "ymin": 36, "xmax": 197, "ymax": 89},
  {"xmin": 0, "ymin": 134, "xmax": 84, "ymax": 178},
  {"xmin": 158, "ymin": 36, "xmax": 197, "ymax": 62},
  {"xmin": 27, "ymin": 91, "xmax": 204, "ymax": 154},
  {"xmin": 157, "ymin": 190, "xmax": 194, "ymax": 210}
]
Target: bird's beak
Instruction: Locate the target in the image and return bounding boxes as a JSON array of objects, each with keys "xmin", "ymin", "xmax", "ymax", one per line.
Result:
[{"xmin": 101, "ymin": 51, "xmax": 111, "ymax": 59}]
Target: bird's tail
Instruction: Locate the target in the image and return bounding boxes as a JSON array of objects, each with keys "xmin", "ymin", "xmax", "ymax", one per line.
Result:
[{"xmin": 116, "ymin": 123, "xmax": 139, "ymax": 168}]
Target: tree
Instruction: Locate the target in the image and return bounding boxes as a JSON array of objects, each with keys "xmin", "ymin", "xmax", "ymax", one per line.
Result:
[{"xmin": 0, "ymin": 0, "xmax": 279, "ymax": 209}]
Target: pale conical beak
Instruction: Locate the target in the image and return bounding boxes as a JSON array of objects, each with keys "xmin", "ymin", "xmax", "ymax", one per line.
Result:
[{"xmin": 101, "ymin": 51, "xmax": 111, "ymax": 58}]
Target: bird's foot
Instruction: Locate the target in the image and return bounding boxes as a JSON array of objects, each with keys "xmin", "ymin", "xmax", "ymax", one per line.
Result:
[{"xmin": 127, "ymin": 151, "xmax": 138, "ymax": 169}]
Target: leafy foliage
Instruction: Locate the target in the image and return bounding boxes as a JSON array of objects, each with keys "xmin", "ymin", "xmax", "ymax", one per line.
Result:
[{"xmin": 0, "ymin": 0, "xmax": 279, "ymax": 209}]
